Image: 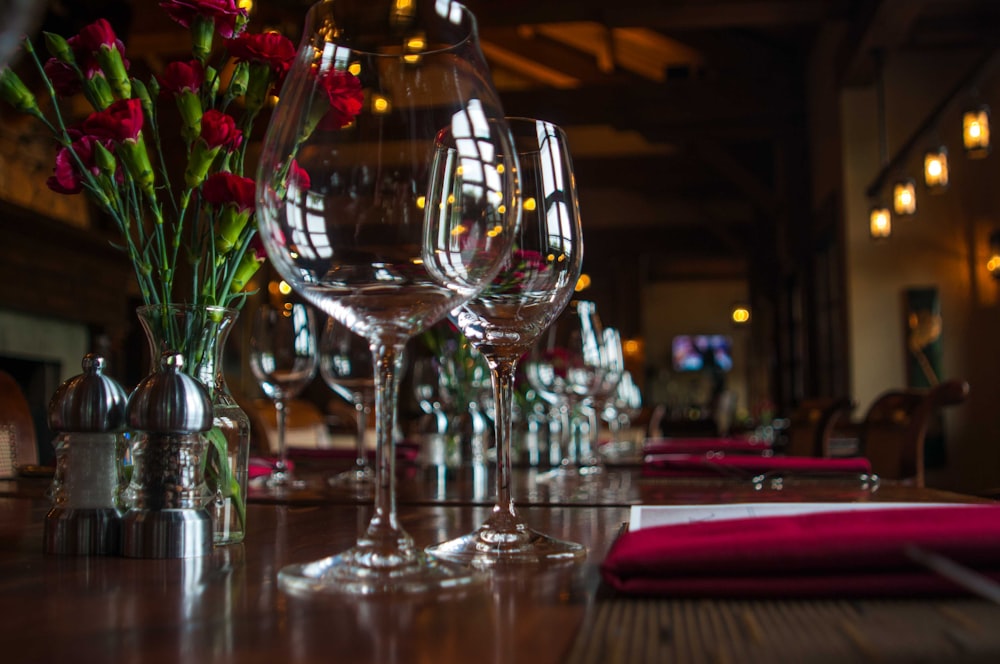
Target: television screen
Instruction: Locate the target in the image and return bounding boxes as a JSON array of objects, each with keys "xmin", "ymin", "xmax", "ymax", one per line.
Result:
[{"xmin": 671, "ymin": 335, "xmax": 734, "ymax": 372}]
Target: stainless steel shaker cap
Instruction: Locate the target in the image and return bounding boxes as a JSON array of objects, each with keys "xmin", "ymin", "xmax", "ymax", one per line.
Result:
[
  {"xmin": 126, "ymin": 352, "xmax": 213, "ymax": 433},
  {"xmin": 48, "ymin": 353, "xmax": 128, "ymax": 432}
]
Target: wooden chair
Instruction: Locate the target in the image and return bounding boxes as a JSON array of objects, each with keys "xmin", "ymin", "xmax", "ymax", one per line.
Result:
[
  {"xmin": 858, "ymin": 379, "xmax": 969, "ymax": 487},
  {"xmin": 783, "ymin": 397, "xmax": 856, "ymax": 457},
  {"xmin": 0, "ymin": 370, "xmax": 38, "ymax": 477}
]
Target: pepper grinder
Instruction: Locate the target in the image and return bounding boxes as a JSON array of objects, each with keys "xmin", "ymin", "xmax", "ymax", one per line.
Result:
[
  {"xmin": 44, "ymin": 353, "xmax": 129, "ymax": 556},
  {"xmin": 122, "ymin": 351, "xmax": 213, "ymax": 558}
]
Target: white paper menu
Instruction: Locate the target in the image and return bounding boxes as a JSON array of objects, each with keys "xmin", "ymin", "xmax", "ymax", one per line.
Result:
[{"xmin": 628, "ymin": 502, "xmax": 961, "ymax": 532}]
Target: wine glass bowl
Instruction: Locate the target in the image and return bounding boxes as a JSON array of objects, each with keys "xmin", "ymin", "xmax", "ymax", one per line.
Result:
[
  {"xmin": 425, "ymin": 117, "xmax": 586, "ymax": 567},
  {"xmin": 249, "ymin": 302, "xmax": 320, "ymax": 490},
  {"xmin": 256, "ymin": 0, "xmax": 518, "ymax": 594}
]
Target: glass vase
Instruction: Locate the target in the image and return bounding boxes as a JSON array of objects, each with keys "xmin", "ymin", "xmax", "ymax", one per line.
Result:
[{"xmin": 136, "ymin": 304, "xmax": 250, "ymax": 546}]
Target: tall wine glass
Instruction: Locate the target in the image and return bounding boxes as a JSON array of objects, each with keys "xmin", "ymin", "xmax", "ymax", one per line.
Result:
[
  {"xmin": 249, "ymin": 302, "xmax": 319, "ymax": 490},
  {"xmin": 320, "ymin": 316, "xmax": 375, "ymax": 487},
  {"xmin": 256, "ymin": 0, "xmax": 519, "ymax": 594},
  {"xmin": 425, "ymin": 117, "xmax": 585, "ymax": 567}
]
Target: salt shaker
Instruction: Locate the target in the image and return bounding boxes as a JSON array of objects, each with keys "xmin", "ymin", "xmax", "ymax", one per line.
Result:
[
  {"xmin": 44, "ymin": 353, "xmax": 129, "ymax": 556},
  {"xmin": 122, "ymin": 351, "xmax": 213, "ymax": 558}
]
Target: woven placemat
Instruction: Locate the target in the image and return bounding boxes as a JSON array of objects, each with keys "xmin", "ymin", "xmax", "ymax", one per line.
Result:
[{"xmin": 566, "ymin": 596, "xmax": 1000, "ymax": 663}]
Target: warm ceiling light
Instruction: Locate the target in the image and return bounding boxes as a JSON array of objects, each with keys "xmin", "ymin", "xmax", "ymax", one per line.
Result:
[
  {"xmin": 923, "ymin": 147, "xmax": 949, "ymax": 192},
  {"xmin": 869, "ymin": 205, "xmax": 891, "ymax": 240},
  {"xmin": 892, "ymin": 178, "xmax": 916, "ymax": 216},
  {"xmin": 575, "ymin": 273, "xmax": 591, "ymax": 291},
  {"xmin": 963, "ymin": 105, "xmax": 991, "ymax": 158},
  {"xmin": 731, "ymin": 304, "xmax": 751, "ymax": 325},
  {"xmin": 989, "ymin": 230, "xmax": 1000, "ymax": 279}
]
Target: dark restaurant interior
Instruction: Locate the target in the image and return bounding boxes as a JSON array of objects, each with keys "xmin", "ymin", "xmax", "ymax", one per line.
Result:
[
  {"xmin": 3, "ymin": 0, "xmax": 1000, "ymax": 494},
  {"xmin": 6, "ymin": 1, "xmax": 1000, "ymax": 661}
]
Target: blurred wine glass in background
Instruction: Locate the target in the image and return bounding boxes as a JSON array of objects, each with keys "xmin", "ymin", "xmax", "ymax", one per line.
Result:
[
  {"xmin": 249, "ymin": 302, "xmax": 318, "ymax": 492},
  {"xmin": 320, "ymin": 317, "xmax": 375, "ymax": 488}
]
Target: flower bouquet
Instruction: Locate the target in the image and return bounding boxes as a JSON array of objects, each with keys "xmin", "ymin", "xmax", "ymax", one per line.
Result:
[{"xmin": 0, "ymin": 0, "xmax": 362, "ymax": 541}]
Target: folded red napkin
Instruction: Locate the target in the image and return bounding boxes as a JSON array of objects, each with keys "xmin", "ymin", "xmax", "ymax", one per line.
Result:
[
  {"xmin": 601, "ymin": 504, "xmax": 1000, "ymax": 597},
  {"xmin": 642, "ymin": 453, "xmax": 872, "ymax": 478},
  {"xmin": 248, "ymin": 457, "xmax": 295, "ymax": 480},
  {"xmin": 643, "ymin": 437, "xmax": 771, "ymax": 456}
]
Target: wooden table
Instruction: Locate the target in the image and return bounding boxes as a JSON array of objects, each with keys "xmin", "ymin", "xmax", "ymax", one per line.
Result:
[{"xmin": 2, "ymin": 466, "xmax": 1000, "ymax": 663}]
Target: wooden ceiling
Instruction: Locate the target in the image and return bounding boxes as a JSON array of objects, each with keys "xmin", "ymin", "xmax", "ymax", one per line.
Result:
[{"xmin": 39, "ymin": 1, "xmax": 1000, "ymax": 287}]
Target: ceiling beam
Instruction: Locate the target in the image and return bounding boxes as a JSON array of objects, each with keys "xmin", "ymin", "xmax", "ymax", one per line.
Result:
[{"xmin": 465, "ymin": 0, "xmax": 836, "ymax": 30}]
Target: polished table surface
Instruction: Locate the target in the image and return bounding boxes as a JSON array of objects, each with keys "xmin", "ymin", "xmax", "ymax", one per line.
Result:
[{"xmin": 3, "ymin": 463, "xmax": 1000, "ymax": 663}]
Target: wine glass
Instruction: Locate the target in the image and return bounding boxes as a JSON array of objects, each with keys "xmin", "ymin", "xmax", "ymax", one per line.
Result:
[
  {"xmin": 249, "ymin": 302, "xmax": 319, "ymax": 490},
  {"xmin": 601, "ymin": 369, "xmax": 643, "ymax": 457},
  {"xmin": 579, "ymin": 326, "xmax": 624, "ymax": 468},
  {"xmin": 320, "ymin": 316, "xmax": 375, "ymax": 487},
  {"xmin": 529, "ymin": 300, "xmax": 610, "ymax": 480},
  {"xmin": 425, "ymin": 117, "xmax": 585, "ymax": 567},
  {"xmin": 256, "ymin": 0, "xmax": 519, "ymax": 594}
]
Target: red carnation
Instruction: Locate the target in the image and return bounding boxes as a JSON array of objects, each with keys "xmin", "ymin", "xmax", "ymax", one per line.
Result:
[
  {"xmin": 159, "ymin": 0, "xmax": 248, "ymax": 39},
  {"xmin": 43, "ymin": 59, "xmax": 82, "ymax": 96},
  {"xmin": 289, "ymin": 160, "xmax": 310, "ymax": 191},
  {"xmin": 199, "ymin": 109, "xmax": 241, "ymax": 149},
  {"xmin": 226, "ymin": 31, "xmax": 295, "ymax": 78},
  {"xmin": 158, "ymin": 60, "xmax": 205, "ymax": 95},
  {"xmin": 75, "ymin": 18, "xmax": 119, "ymax": 51},
  {"xmin": 203, "ymin": 172, "xmax": 255, "ymax": 212},
  {"xmin": 83, "ymin": 98, "xmax": 144, "ymax": 142},
  {"xmin": 316, "ymin": 69, "xmax": 364, "ymax": 130},
  {"xmin": 46, "ymin": 135, "xmax": 115, "ymax": 194}
]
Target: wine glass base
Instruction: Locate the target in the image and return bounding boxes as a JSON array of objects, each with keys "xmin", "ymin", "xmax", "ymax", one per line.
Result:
[
  {"xmin": 253, "ymin": 469, "xmax": 306, "ymax": 494},
  {"xmin": 327, "ymin": 466, "xmax": 375, "ymax": 487},
  {"xmin": 278, "ymin": 545, "xmax": 484, "ymax": 596},
  {"xmin": 535, "ymin": 464, "xmax": 603, "ymax": 484},
  {"xmin": 425, "ymin": 525, "xmax": 587, "ymax": 568}
]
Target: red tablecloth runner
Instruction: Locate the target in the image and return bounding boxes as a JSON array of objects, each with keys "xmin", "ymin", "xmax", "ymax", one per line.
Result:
[{"xmin": 642, "ymin": 453, "xmax": 872, "ymax": 478}]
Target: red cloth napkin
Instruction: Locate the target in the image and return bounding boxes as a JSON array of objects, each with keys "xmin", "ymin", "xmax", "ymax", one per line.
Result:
[
  {"xmin": 601, "ymin": 504, "xmax": 1000, "ymax": 597},
  {"xmin": 642, "ymin": 453, "xmax": 872, "ymax": 478},
  {"xmin": 248, "ymin": 457, "xmax": 295, "ymax": 480},
  {"xmin": 643, "ymin": 437, "xmax": 771, "ymax": 456}
]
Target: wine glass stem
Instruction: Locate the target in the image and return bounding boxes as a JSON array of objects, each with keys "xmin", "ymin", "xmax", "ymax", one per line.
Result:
[
  {"xmin": 364, "ymin": 340, "xmax": 406, "ymax": 544},
  {"xmin": 354, "ymin": 400, "xmax": 369, "ymax": 470},
  {"xmin": 275, "ymin": 397, "xmax": 289, "ymax": 474},
  {"xmin": 583, "ymin": 401, "xmax": 598, "ymax": 462},
  {"xmin": 488, "ymin": 358, "xmax": 518, "ymax": 518}
]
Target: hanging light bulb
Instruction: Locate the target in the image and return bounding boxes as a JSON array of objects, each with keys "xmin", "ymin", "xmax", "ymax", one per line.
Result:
[
  {"xmin": 892, "ymin": 178, "xmax": 916, "ymax": 216},
  {"xmin": 731, "ymin": 303, "xmax": 751, "ymax": 325},
  {"xmin": 869, "ymin": 204, "xmax": 891, "ymax": 240},
  {"xmin": 988, "ymin": 230, "xmax": 1000, "ymax": 280},
  {"xmin": 923, "ymin": 147, "xmax": 949, "ymax": 192},
  {"xmin": 963, "ymin": 105, "xmax": 991, "ymax": 158}
]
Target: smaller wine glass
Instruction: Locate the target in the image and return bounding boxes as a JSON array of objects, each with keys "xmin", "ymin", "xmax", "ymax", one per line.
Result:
[
  {"xmin": 249, "ymin": 302, "xmax": 319, "ymax": 491},
  {"xmin": 320, "ymin": 316, "xmax": 375, "ymax": 487},
  {"xmin": 579, "ymin": 326, "xmax": 624, "ymax": 470},
  {"xmin": 425, "ymin": 117, "xmax": 586, "ymax": 567},
  {"xmin": 529, "ymin": 300, "xmax": 615, "ymax": 481}
]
